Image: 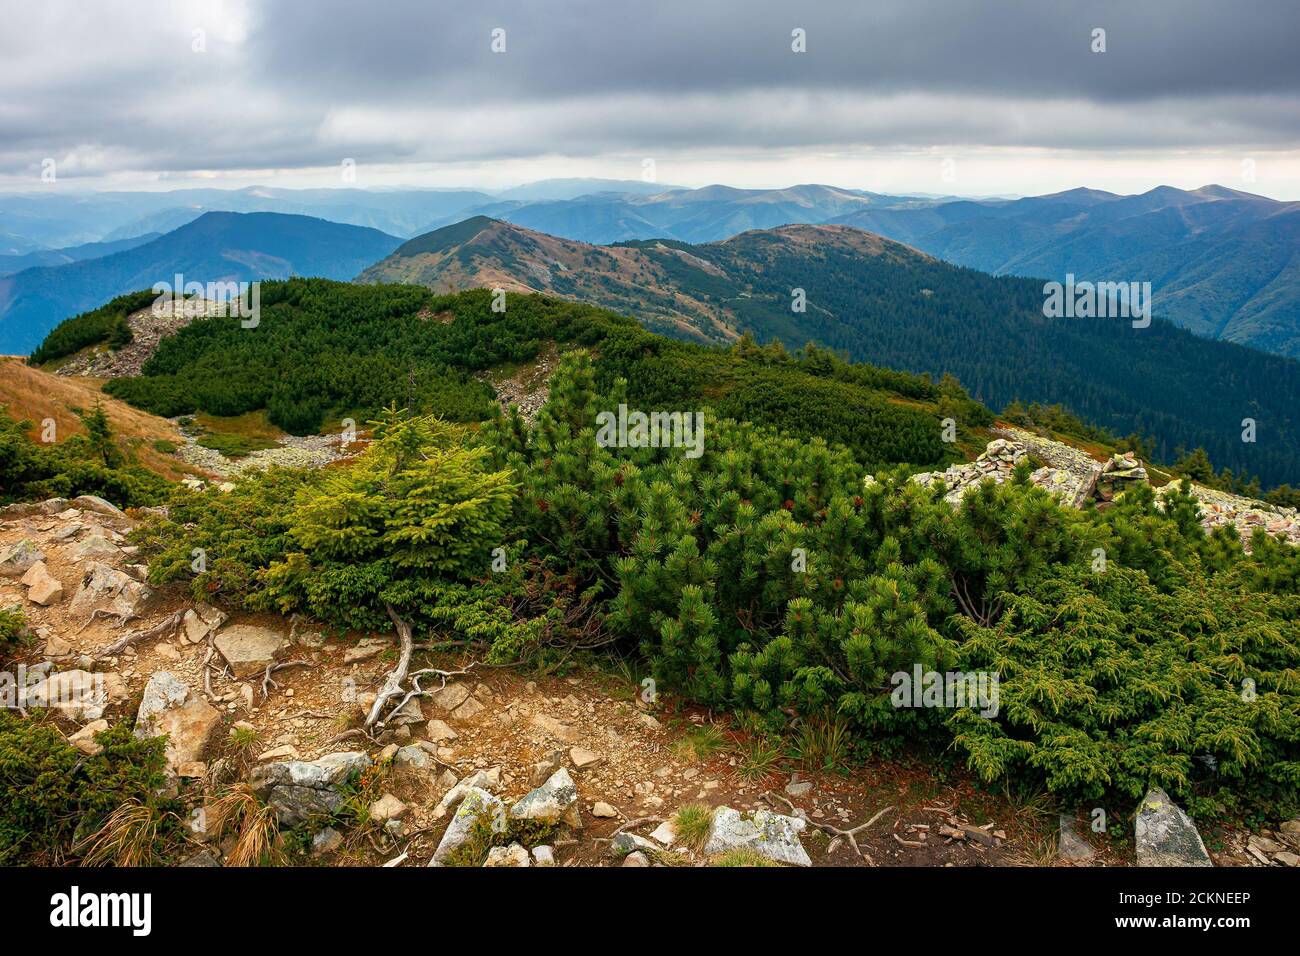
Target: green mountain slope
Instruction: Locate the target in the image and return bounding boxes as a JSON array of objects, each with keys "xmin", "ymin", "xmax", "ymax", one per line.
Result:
[{"xmin": 360, "ymin": 218, "xmax": 1300, "ymax": 487}]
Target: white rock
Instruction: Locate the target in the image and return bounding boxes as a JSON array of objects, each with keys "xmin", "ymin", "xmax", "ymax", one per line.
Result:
[
  {"xmin": 429, "ymin": 787, "xmax": 506, "ymax": 866},
  {"xmin": 510, "ymin": 767, "xmax": 582, "ymax": 828},
  {"xmin": 483, "ymin": 843, "xmax": 531, "ymax": 867},
  {"xmin": 703, "ymin": 805, "xmax": 811, "ymax": 866},
  {"xmin": 134, "ymin": 671, "xmax": 222, "ymax": 773},
  {"xmin": 369, "ymin": 793, "xmax": 408, "ymax": 823}
]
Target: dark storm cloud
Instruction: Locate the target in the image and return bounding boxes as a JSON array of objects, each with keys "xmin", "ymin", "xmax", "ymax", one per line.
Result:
[
  {"xmin": 249, "ymin": 0, "xmax": 1300, "ymax": 104},
  {"xmin": 1, "ymin": 0, "xmax": 1298, "ymax": 181}
]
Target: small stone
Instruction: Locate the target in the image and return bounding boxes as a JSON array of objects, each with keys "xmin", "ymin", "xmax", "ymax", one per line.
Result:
[
  {"xmin": 1274, "ymin": 851, "xmax": 1300, "ymax": 867},
  {"xmin": 570, "ymin": 747, "xmax": 602, "ymax": 770},
  {"xmin": 312, "ymin": 828, "xmax": 343, "ymax": 856},
  {"xmin": 784, "ymin": 780, "xmax": 813, "ymax": 798},
  {"xmin": 258, "ymin": 744, "xmax": 299, "ymax": 761},
  {"xmin": 213, "ymin": 624, "xmax": 288, "ymax": 679},
  {"xmin": 592, "ymin": 802, "xmax": 619, "ymax": 818},
  {"xmin": 425, "ymin": 718, "xmax": 458, "ymax": 742},
  {"xmin": 450, "ymin": 696, "xmax": 486, "ymax": 721},
  {"xmin": 68, "ymin": 719, "xmax": 109, "ymax": 756},
  {"xmin": 531, "ymin": 845, "xmax": 555, "ymax": 866},
  {"xmin": 429, "ymin": 682, "xmax": 471, "ymax": 712},
  {"xmin": 483, "ymin": 843, "xmax": 531, "ymax": 867},
  {"xmin": 1058, "ymin": 814, "xmax": 1096, "ymax": 862},
  {"xmin": 649, "ymin": 820, "xmax": 677, "ymax": 846},
  {"xmin": 394, "ymin": 744, "xmax": 430, "ymax": 769},
  {"xmin": 43, "ymin": 633, "xmax": 73, "ymax": 657},
  {"xmin": 622, "ymin": 851, "xmax": 650, "ymax": 867},
  {"xmin": 344, "ymin": 638, "xmax": 387, "ymax": 664},
  {"xmin": 531, "ymin": 713, "xmax": 580, "ymax": 743},
  {"xmin": 369, "ymin": 793, "xmax": 407, "ymax": 824}
]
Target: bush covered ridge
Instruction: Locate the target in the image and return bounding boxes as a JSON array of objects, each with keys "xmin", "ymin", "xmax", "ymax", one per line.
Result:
[
  {"xmin": 62, "ymin": 280, "xmax": 980, "ymax": 472},
  {"xmin": 130, "ymin": 348, "xmax": 1300, "ymax": 822}
]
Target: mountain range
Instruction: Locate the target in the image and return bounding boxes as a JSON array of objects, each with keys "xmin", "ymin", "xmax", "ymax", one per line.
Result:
[
  {"xmin": 6, "ymin": 179, "xmax": 1298, "ymax": 357},
  {"xmin": 407, "ymin": 182, "xmax": 1300, "ymax": 359},
  {"xmin": 0, "ymin": 212, "xmax": 401, "ymax": 354},
  {"xmin": 360, "ymin": 215, "xmax": 1300, "ymax": 487}
]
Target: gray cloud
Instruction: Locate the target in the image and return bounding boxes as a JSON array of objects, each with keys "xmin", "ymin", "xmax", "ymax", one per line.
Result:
[{"xmin": 1, "ymin": 0, "xmax": 1298, "ymax": 185}]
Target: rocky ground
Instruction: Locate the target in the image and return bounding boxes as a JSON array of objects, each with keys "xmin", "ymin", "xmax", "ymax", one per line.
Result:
[
  {"xmin": 3, "ymin": 495, "xmax": 1297, "ymax": 868},
  {"xmin": 54, "ymin": 300, "xmax": 227, "ymax": 378},
  {"xmin": 174, "ymin": 431, "xmax": 353, "ymax": 479},
  {"xmin": 912, "ymin": 428, "xmax": 1300, "ymax": 547}
]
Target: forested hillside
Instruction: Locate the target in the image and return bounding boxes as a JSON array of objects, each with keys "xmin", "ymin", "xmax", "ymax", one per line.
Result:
[
  {"xmin": 360, "ymin": 219, "xmax": 1300, "ymax": 488},
  {"xmin": 35, "ymin": 279, "xmax": 984, "ymax": 474}
]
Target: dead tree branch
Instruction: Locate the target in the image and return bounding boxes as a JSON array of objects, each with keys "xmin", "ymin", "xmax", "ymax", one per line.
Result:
[{"xmin": 94, "ymin": 610, "xmax": 183, "ymax": 658}]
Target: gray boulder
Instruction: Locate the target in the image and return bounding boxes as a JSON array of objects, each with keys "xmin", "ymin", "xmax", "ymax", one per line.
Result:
[
  {"xmin": 1057, "ymin": 813, "xmax": 1096, "ymax": 862},
  {"xmin": 703, "ymin": 805, "xmax": 811, "ymax": 866},
  {"xmin": 0, "ymin": 497, "xmax": 68, "ymax": 520},
  {"xmin": 509, "ymin": 767, "xmax": 581, "ymax": 828},
  {"xmin": 214, "ymin": 623, "xmax": 289, "ymax": 679},
  {"xmin": 72, "ymin": 495, "xmax": 127, "ymax": 518},
  {"xmin": 429, "ymin": 787, "xmax": 507, "ymax": 866},
  {"xmin": 69, "ymin": 562, "xmax": 153, "ymax": 619},
  {"xmin": 250, "ymin": 751, "xmax": 372, "ymax": 826},
  {"xmin": 1135, "ymin": 788, "xmax": 1212, "ymax": 867},
  {"xmin": 0, "ymin": 539, "xmax": 45, "ymax": 577}
]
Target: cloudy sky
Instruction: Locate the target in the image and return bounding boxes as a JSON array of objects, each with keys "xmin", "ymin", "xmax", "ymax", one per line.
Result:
[{"xmin": 3, "ymin": 0, "xmax": 1299, "ymax": 197}]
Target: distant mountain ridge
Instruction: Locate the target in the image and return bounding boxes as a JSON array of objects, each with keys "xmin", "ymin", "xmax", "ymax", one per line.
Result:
[
  {"xmin": 405, "ymin": 183, "xmax": 1300, "ymax": 359},
  {"xmin": 0, "ymin": 211, "xmax": 402, "ymax": 354},
  {"xmin": 830, "ymin": 184, "xmax": 1300, "ymax": 358},
  {"xmin": 359, "ymin": 216, "xmax": 1300, "ymax": 487}
]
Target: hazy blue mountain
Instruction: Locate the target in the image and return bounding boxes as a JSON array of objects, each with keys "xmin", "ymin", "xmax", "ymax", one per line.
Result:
[
  {"xmin": 0, "ymin": 212, "xmax": 401, "ymax": 354},
  {"xmin": 419, "ymin": 183, "xmax": 908, "ymax": 244},
  {"xmin": 0, "ymin": 187, "xmax": 494, "ymax": 248},
  {"xmin": 0, "ymin": 234, "xmax": 160, "ymax": 276},
  {"xmin": 494, "ymin": 178, "xmax": 682, "ymax": 201}
]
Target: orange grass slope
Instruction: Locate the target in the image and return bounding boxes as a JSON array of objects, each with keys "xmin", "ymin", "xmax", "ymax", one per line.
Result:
[{"xmin": 0, "ymin": 356, "xmax": 197, "ymax": 481}]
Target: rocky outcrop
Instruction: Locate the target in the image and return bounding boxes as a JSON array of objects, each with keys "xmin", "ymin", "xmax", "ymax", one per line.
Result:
[
  {"xmin": 134, "ymin": 671, "xmax": 222, "ymax": 775},
  {"xmin": 703, "ymin": 805, "xmax": 811, "ymax": 866},
  {"xmin": 0, "ymin": 538, "xmax": 45, "ymax": 576},
  {"xmin": 429, "ymin": 787, "xmax": 507, "ymax": 866},
  {"xmin": 509, "ymin": 767, "xmax": 582, "ymax": 828},
  {"xmin": 1134, "ymin": 788, "xmax": 1212, "ymax": 867},
  {"xmin": 251, "ymin": 751, "xmax": 373, "ymax": 827}
]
